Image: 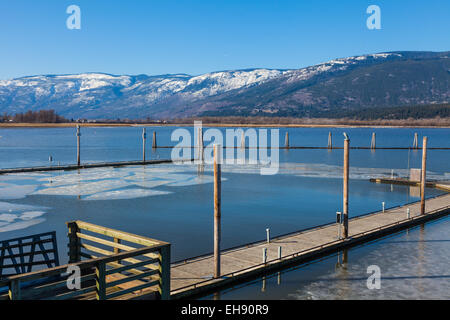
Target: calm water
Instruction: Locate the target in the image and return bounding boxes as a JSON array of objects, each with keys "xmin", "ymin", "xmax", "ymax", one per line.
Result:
[
  {"xmin": 0, "ymin": 127, "xmax": 448, "ymax": 296},
  {"xmin": 0, "ymin": 126, "xmax": 449, "ymax": 172},
  {"xmin": 203, "ymin": 216, "xmax": 450, "ymax": 300}
]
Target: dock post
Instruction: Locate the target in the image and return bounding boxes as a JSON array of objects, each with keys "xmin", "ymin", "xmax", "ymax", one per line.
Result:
[
  {"xmin": 159, "ymin": 244, "xmax": 171, "ymax": 300},
  {"xmin": 213, "ymin": 144, "xmax": 221, "ymax": 278},
  {"xmin": 382, "ymin": 202, "xmax": 385, "ymax": 213},
  {"xmin": 152, "ymin": 131, "xmax": 157, "ymax": 149},
  {"xmin": 407, "ymin": 208, "xmax": 411, "ymax": 219},
  {"xmin": 413, "ymin": 133, "xmax": 418, "ymax": 149},
  {"xmin": 328, "ymin": 132, "xmax": 332, "ymax": 149},
  {"xmin": 285, "ymin": 132, "xmax": 289, "ymax": 148},
  {"xmin": 278, "ymin": 246, "xmax": 282, "ymax": 260},
  {"xmin": 420, "ymin": 137, "xmax": 428, "ymax": 215},
  {"xmin": 76, "ymin": 125, "xmax": 81, "ymax": 166},
  {"xmin": 67, "ymin": 222, "xmax": 81, "ymax": 263},
  {"xmin": 197, "ymin": 127, "xmax": 204, "ymax": 162},
  {"xmin": 370, "ymin": 132, "xmax": 376, "ymax": 150},
  {"xmin": 142, "ymin": 128, "xmax": 147, "ymax": 162},
  {"xmin": 266, "ymin": 228, "xmax": 270, "ymax": 243},
  {"xmin": 343, "ymin": 135, "xmax": 350, "ymax": 238},
  {"xmin": 336, "ymin": 211, "xmax": 342, "ymax": 239},
  {"xmin": 262, "ymin": 248, "xmax": 267, "ymax": 264}
]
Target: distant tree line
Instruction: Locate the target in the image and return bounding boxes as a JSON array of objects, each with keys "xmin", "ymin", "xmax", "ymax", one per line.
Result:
[
  {"xmin": 323, "ymin": 103, "xmax": 450, "ymax": 120},
  {"xmin": 200, "ymin": 103, "xmax": 450, "ymax": 120},
  {"xmin": 1, "ymin": 110, "xmax": 68, "ymax": 123}
]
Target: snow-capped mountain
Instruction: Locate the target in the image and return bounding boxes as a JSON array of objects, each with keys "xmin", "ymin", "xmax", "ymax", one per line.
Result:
[{"xmin": 0, "ymin": 51, "xmax": 448, "ymax": 119}]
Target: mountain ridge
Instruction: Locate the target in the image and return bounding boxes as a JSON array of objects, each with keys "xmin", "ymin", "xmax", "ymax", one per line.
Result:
[{"xmin": 0, "ymin": 51, "xmax": 448, "ymax": 119}]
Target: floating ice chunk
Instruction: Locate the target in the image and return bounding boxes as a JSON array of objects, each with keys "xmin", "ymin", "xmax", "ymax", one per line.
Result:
[
  {"xmin": 0, "ymin": 213, "xmax": 19, "ymax": 223},
  {"xmin": 20, "ymin": 211, "xmax": 46, "ymax": 220},
  {"xmin": 0, "ymin": 184, "xmax": 37, "ymax": 200},
  {"xmin": 39, "ymin": 170, "xmax": 131, "ymax": 187},
  {"xmin": 0, "ymin": 201, "xmax": 46, "ymax": 212},
  {"xmin": 83, "ymin": 188, "xmax": 172, "ymax": 201},
  {"xmin": 0, "ymin": 218, "xmax": 46, "ymax": 233},
  {"xmin": 130, "ymin": 180, "xmax": 172, "ymax": 188},
  {"xmin": 34, "ymin": 179, "xmax": 131, "ymax": 196}
]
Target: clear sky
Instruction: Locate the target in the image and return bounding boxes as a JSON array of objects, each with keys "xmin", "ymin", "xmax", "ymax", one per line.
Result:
[{"xmin": 0, "ymin": 0, "xmax": 449, "ymax": 79}]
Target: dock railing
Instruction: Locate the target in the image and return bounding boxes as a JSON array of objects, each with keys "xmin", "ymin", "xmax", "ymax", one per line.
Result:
[{"xmin": 0, "ymin": 221, "xmax": 170, "ymax": 300}]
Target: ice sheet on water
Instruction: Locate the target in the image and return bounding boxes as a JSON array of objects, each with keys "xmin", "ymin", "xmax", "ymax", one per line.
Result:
[
  {"xmin": 0, "ymin": 213, "xmax": 18, "ymax": 223},
  {"xmin": 0, "ymin": 210, "xmax": 46, "ymax": 233},
  {"xmin": 29, "ymin": 165, "xmax": 219, "ymax": 200},
  {"xmin": 0, "ymin": 218, "xmax": 46, "ymax": 233},
  {"xmin": 130, "ymin": 180, "xmax": 172, "ymax": 188},
  {"xmin": 165, "ymin": 176, "xmax": 227, "ymax": 187},
  {"xmin": 83, "ymin": 188, "xmax": 172, "ymax": 201},
  {"xmin": 33, "ymin": 179, "xmax": 131, "ymax": 196},
  {"xmin": 0, "ymin": 184, "xmax": 37, "ymax": 200},
  {"xmin": 0, "ymin": 201, "xmax": 47, "ymax": 212}
]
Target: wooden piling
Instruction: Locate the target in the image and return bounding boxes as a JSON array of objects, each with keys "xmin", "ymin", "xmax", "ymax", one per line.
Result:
[
  {"xmin": 343, "ymin": 137, "xmax": 350, "ymax": 238},
  {"xmin": 142, "ymin": 128, "xmax": 147, "ymax": 162},
  {"xmin": 152, "ymin": 131, "xmax": 157, "ymax": 149},
  {"xmin": 413, "ymin": 133, "xmax": 418, "ymax": 149},
  {"xmin": 285, "ymin": 132, "xmax": 289, "ymax": 148},
  {"xmin": 328, "ymin": 132, "xmax": 332, "ymax": 149},
  {"xmin": 213, "ymin": 144, "xmax": 221, "ymax": 278},
  {"xmin": 370, "ymin": 132, "xmax": 376, "ymax": 150},
  {"xmin": 197, "ymin": 127, "xmax": 204, "ymax": 161},
  {"xmin": 420, "ymin": 137, "xmax": 428, "ymax": 215},
  {"xmin": 76, "ymin": 125, "xmax": 81, "ymax": 166},
  {"xmin": 262, "ymin": 248, "xmax": 267, "ymax": 264}
]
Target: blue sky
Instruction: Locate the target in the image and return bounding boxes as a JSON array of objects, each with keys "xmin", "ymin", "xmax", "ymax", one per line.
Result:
[{"xmin": 0, "ymin": 0, "xmax": 448, "ymax": 79}]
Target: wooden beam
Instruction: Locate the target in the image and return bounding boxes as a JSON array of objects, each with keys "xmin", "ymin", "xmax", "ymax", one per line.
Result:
[
  {"xmin": 214, "ymin": 144, "xmax": 221, "ymax": 278},
  {"xmin": 76, "ymin": 125, "xmax": 81, "ymax": 166},
  {"xmin": 343, "ymin": 137, "xmax": 350, "ymax": 238},
  {"xmin": 420, "ymin": 136, "xmax": 428, "ymax": 215}
]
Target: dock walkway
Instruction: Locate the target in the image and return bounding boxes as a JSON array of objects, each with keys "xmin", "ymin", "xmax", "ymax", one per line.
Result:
[{"xmin": 170, "ymin": 193, "xmax": 450, "ymax": 299}]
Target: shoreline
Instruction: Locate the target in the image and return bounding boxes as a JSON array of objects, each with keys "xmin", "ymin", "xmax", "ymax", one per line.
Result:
[{"xmin": 1, "ymin": 122, "xmax": 450, "ymax": 129}]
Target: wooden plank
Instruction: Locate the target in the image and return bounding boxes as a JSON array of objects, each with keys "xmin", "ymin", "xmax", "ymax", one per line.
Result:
[
  {"xmin": 21, "ymin": 273, "xmax": 96, "ymax": 300},
  {"xmin": 80, "ymin": 243, "xmax": 159, "ymax": 272},
  {"xmin": 76, "ymin": 232, "xmax": 158, "ymax": 259},
  {"xmin": 95, "ymin": 262, "xmax": 106, "ymax": 300},
  {"xmin": 105, "ymin": 258, "xmax": 159, "ymax": 276},
  {"xmin": 106, "ymin": 269, "xmax": 158, "ymax": 288},
  {"xmin": 73, "ymin": 220, "xmax": 166, "ymax": 247},
  {"xmin": 106, "ymin": 280, "xmax": 160, "ymax": 300},
  {"xmin": 5, "ymin": 246, "xmax": 164, "ymax": 283}
]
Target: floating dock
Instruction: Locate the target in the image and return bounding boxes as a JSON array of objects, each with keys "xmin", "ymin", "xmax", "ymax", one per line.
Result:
[
  {"xmin": 170, "ymin": 193, "xmax": 450, "ymax": 299},
  {"xmin": 0, "ymin": 159, "xmax": 172, "ymax": 175},
  {"xmin": 370, "ymin": 177, "xmax": 450, "ymax": 192}
]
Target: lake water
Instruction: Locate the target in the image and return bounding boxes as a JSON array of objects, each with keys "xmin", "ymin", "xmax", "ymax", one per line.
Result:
[{"xmin": 0, "ymin": 126, "xmax": 448, "ymax": 292}]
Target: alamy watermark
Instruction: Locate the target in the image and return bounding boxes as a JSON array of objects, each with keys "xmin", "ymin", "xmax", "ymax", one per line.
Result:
[
  {"xmin": 366, "ymin": 265, "xmax": 381, "ymax": 289},
  {"xmin": 366, "ymin": 5, "xmax": 381, "ymax": 30},
  {"xmin": 66, "ymin": 5, "xmax": 81, "ymax": 30},
  {"xmin": 171, "ymin": 121, "xmax": 280, "ymax": 175},
  {"xmin": 65, "ymin": 265, "xmax": 81, "ymax": 290}
]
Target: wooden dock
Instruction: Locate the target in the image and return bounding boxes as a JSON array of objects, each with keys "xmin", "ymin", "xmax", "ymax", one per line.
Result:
[
  {"xmin": 0, "ymin": 159, "xmax": 172, "ymax": 175},
  {"xmin": 170, "ymin": 193, "xmax": 450, "ymax": 299},
  {"xmin": 370, "ymin": 178, "xmax": 450, "ymax": 192}
]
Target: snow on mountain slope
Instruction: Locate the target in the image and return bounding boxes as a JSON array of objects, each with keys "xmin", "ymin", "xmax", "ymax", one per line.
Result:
[{"xmin": 0, "ymin": 51, "xmax": 448, "ymax": 119}]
